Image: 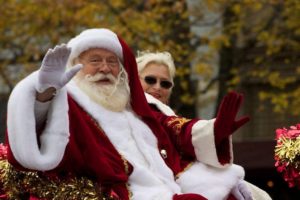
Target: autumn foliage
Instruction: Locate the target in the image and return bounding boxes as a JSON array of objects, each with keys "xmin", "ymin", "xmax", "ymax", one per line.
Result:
[{"xmin": 0, "ymin": 0, "xmax": 299, "ymax": 115}]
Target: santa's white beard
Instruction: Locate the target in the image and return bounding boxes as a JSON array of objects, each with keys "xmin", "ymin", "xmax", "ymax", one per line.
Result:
[{"xmin": 74, "ymin": 72, "xmax": 130, "ymax": 112}]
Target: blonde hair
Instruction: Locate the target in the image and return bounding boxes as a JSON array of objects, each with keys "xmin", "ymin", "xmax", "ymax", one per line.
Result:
[{"xmin": 136, "ymin": 50, "xmax": 176, "ymax": 79}]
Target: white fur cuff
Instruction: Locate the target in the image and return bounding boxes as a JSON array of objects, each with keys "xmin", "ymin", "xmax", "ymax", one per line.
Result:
[
  {"xmin": 191, "ymin": 119, "xmax": 233, "ymax": 168},
  {"xmin": 7, "ymin": 71, "xmax": 69, "ymax": 171},
  {"xmin": 177, "ymin": 162, "xmax": 245, "ymax": 200}
]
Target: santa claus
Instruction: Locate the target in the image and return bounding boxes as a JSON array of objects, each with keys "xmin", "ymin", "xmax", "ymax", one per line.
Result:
[{"xmin": 1, "ymin": 28, "xmax": 254, "ymax": 200}]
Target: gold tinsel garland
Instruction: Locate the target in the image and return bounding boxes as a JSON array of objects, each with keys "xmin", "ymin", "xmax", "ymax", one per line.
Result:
[{"xmin": 0, "ymin": 159, "xmax": 116, "ymax": 200}]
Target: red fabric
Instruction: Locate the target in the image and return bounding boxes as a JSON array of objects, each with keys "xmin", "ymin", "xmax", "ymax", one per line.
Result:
[
  {"xmin": 4, "ymin": 33, "xmax": 239, "ymax": 200},
  {"xmin": 56, "ymin": 96, "xmax": 131, "ymax": 199},
  {"xmin": 29, "ymin": 196, "xmax": 44, "ymax": 200},
  {"xmin": 173, "ymin": 193, "xmax": 207, "ymax": 200},
  {"xmin": 149, "ymin": 107, "xmax": 197, "ymax": 160},
  {"xmin": 6, "ymin": 132, "xmax": 29, "ymax": 171},
  {"xmin": 227, "ymin": 193, "xmax": 238, "ymax": 200},
  {"xmin": 6, "ymin": 96, "xmax": 131, "ymax": 199},
  {"xmin": 149, "ymin": 105, "xmax": 232, "ymax": 166},
  {"xmin": 118, "ymin": 37, "xmax": 185, "ymax": 175},
  {"xmin": 216, "ymin": 138, "xmax": 231, "ymax": 165},
  {"xmin": 214, "ymin": 91, "xmax": 249, "ymax": 145},
  {"xmin": 0, "ymin": 194, "xmax": 8, "ymax": 199},
  {"xmin": 214, "ymin": 91, "xmax": 250, "ymax": 164}
]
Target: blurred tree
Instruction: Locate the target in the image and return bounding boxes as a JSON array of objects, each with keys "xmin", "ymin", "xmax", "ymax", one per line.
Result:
[
  {"xmin": 0, "ymin": 0, "xmax": 299, "ymax": 117},
  {"xmin": 195, "ymin": 0, "xmax": 300, "ymax": 116},
  {"xmin": 0, "ymin": 0, "xmax": 196, "ymax": 116}
]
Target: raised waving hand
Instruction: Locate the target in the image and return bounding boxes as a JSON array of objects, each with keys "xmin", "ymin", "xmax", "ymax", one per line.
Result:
[
  {"xmin": 36, "ymin": 44, "xmax": 82, "ymax": 93},
  {"xmin": 214, "ymin": 91, "xmax": 250, "ymax": 145}
]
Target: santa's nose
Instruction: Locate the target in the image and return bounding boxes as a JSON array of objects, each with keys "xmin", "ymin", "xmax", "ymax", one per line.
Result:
[{"xmin": 98, "ymin": 63, "xmax": 111, "ymax": 74}]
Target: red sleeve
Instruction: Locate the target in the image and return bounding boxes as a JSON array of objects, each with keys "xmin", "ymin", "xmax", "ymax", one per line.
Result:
[
  {"xmin": 149, "ymin": 106, "xmax": 198, "ymax": 160},
  {"xmin": 150, "ymin": 105, "xmax": 231, "ymax": 165}
]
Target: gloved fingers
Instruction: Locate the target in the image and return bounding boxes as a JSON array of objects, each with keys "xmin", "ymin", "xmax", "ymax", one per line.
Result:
[
  {"xmin": 227, "ymin": 92, "xmax": 242, "ymax": 115},
  {"xmin": 216, "ymin": 92, "xmax": 242, "ymax": 122},
  {"xmin": 41, "ymin": 49, "xmax": 54, "ymax": 66},
  {"xmin": 238, "ymin": 181, "xmax": 253, "ymax": 200},
  {"xmin": 215, "ymin": 92, "xmax": 242, "ymax": 141},
  {"xmin": 59, "ymin": 45, "xmax": 71, "ymax": 68},
  {"xmin": 217, "ymin": 94, "xmax": 230, "ymax": 117},
  {"xmin": 232, "ymin": 189, "xmax": 244, "ymax": 200},
  {"xmin": 52, "ymin": 43, "xmax": 66, "ymax": 52},
  {"xmin": 47, "ymin": 48, "xmax": 54, "ymax": 54},
  {"xmin": 50, "ymin": 45, "xmax": 64, "ymax": 63},
  {"xmin": 242, "ymin": 190, "xmax": 253, "ymax": 200},
  {"xmin": 215, "ymin": 92, "xmax": 248, "ymax": 143},
  {"xmin": 235, "ymin": 93, "xmax": 244, "ymax": 112},
  {"xmin": 61, "ymin": 64, "xmax": 83, "ymax": 86},
  {"xmin": 225, "ymin": 92, "xmax": 244, "ymax": 121},
  {"xmin": 231, "ymin": 180, "xmax": 254, "ymax": 200},
  {"xmin": 56, "ymin": 43, "xmax": 70, "ymax": 59},
  {"xmin": 41, "ymin": 44, "xmax": 70, "ymax": 70},
  {"xmin": 232, "ymin": 116, "xmax": 250, "ymax": 132},
  {"xmin": 218, "ymin": 92, "xmax": 240, "ymax": 116},
  {"xmin": 62, "ymin": 46, "xmax": 71, "ymax": 62},
  {"xmin": 215, "ymin": 94, "xmax": 234, "ymax": 134},
  {"xmin": 52, "ymin": 44, "xmax": 70, "ymax": 68}
]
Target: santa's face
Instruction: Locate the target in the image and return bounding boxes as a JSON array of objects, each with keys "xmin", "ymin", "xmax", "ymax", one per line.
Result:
[
  {"xmin": 79, "ymin": 48, "xmax": 121, "ymax": 81},
  {"xmin": 74, "ymin": 48, "xmax": 130, "ymax": 112}
]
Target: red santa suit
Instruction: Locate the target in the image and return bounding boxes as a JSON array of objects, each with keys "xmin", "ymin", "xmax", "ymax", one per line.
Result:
[
  {"xmin": 144, "ymin": 93, "xmax": 272, "ymax": 200},
  {"xmin": 4, "ymin": 29, "xmax": 244, "ymax": 200}
]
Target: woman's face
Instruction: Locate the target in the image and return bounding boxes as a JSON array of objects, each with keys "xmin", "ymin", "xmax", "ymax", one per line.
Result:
[{"xmin": 139, "ymin": 62, "xmax": 173, "ymax": 104}]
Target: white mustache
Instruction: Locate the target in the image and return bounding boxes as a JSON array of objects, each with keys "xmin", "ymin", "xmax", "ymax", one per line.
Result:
[{"xmin": 85, "ymin": 73, "xmax": 116, "ymax": 83}]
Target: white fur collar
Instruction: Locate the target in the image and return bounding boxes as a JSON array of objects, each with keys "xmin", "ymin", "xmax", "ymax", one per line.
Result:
[
  {"xmin": 145, "ymin": 93, "xmax": 176, "ymax": 116},
  {"xmin": 67, "ymin": 81, "xmax": 181, "ymax": 199}
]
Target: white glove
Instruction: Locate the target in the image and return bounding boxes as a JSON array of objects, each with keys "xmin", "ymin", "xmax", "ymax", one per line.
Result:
[
  {"xmin": 231, "ymin": 180, "xmax": 253, "ymax": 200},
  {"xmin": 36, "ymin": 44, "xmax": 82, "ymax": 92}
]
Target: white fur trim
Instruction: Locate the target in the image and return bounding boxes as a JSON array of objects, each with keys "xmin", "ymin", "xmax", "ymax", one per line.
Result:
[
  {"xmin": 67, "ymin": 81, "xmax": 180, "ymax": 200},
  {"xmin": 67, "ymin": 28, "xmax": 123, "ymax": 68},
  {"xmin": 129, "ymin": 166, "xmax": 174, "ymax": 200},
  {"xmin": 191, "ymin": 119, "xmax": 233, "ymax": 168},
  {"xmin": 7, "ymin": 71, "xmax": 69, "ymax": 171},
  {"xmin": 145, "ymin": 93, "xmax": 176, "ymax": 116},
  {"xmin": 177, "ymin": 163, "xmax": 245, "ymax": 200},
  {"xmin": 245, "ymin": 181, "xmax": 272, "ymax": 200}
]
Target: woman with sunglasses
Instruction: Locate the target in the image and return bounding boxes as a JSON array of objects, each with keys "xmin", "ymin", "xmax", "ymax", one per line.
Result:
[
  {"xmin": 137, "ymin": 51, "xmax": 175, "ymax": 105},
  {"xmin": 136, "ymin": 51, "xmax": 272, "ymax": 200}
]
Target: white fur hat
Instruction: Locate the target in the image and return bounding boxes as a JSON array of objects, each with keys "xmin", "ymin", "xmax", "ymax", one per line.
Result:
[
  {"xmin": 136, "ymin": 51, "xmax": 176, "ymax": 79},
  {"xmin": 67, "ymin": 28, "xmax": 123, "ymax": 67}
]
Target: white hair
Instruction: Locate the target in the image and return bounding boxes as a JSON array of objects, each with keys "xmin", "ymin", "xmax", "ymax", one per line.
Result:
[
  {"xmin": 67, "ymin": 28, "xmax": 123, "ymax": 68},
  {"xmin": 136, "ymin": 51, "xmax": 176, "ymax": 79}
]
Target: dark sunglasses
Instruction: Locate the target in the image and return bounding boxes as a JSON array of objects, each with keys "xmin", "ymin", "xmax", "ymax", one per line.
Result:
[{"xmin": 143, "ymin": 76, "xmax": 173, "ymax": 89}]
